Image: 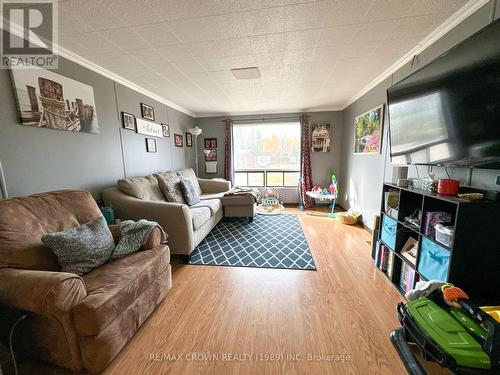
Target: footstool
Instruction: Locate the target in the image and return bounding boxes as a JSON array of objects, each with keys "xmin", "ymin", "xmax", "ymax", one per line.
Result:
[{"xmin": 220, "ymin": 195, "xmax": 256, "ymax": 223}]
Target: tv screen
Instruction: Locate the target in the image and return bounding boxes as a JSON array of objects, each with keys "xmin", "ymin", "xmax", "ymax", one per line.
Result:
[{"xmin": 387, "ymin": 18, "xmax": 500, "ymax": 168}]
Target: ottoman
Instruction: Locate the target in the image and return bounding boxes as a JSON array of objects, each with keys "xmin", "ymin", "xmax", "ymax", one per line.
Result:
[{"xmin": 220, "ymin": 195, "xmax": 256, "ymax": 223}]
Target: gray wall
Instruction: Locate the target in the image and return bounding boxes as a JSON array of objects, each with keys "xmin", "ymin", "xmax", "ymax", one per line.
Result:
[
  {"xmin": 0, "ymin": 54, "xmax": 194, "ymax": 199},
  {"xmin": 339, "ymin": 1, "xmax": 500, "ymax": 229},
  {"xmin": 196, "ymin": 111, "xmax": 343, "ymax": 202}
]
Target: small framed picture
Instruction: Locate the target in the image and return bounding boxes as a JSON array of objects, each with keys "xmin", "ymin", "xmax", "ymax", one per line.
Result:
[
  {"xmin": 204, "ymin": 149, "xmax": 217, "ymax": 161},
  {"xmin": 186, "ymin": 132, "xmax": 193, "ymax": 147},
  {"xmin": 162, "ymin": 123, "xmax": 170, "ymax": 137},
  {"xmin": 146, "ymin": 138, "xmax": 157, "ymax": 153},
  {"xmin": 205, "ymin": 161, "xmax": 217, "ymax": 174},
  {"xmin": 174, "ymin": 133, "xmax": 183, "ymax": 147},
  {"xmin": 122, "ymin": 112, "xmax": 135, "ymax": 130},
  {"xmin": 204, "ymin": 138, "xmax": 217, "ymax": 149},
  {"xmin": 141, "ymin": 103, "xmax": 155, "ymax": 121}
]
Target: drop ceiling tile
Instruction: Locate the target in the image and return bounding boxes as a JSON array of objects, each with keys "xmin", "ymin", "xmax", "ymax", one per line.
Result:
[
  {"xmin": 167, "ymin": 13, "xmax": 248, "ymax": 43},
  {"xmin": 239, "ymin": 0, "xmax": 284, "ymax": 11},
  {"xmin": 351, "ymin": 19, "xmax": 400, "ymax": 43},
  {"xmin": 364, "ymin": 0, "xmax": 413, "ymax": 21},
  {"xmin": 285, "ymin": 29, "xmax": 321, "ymax": 50},
  {"xmin": 131, "ymin": 23, "xmax": 181, "ymax": 47},
  {"xmin": 130, "ymin": 48, "xmax": 168, "ymax": 65},
  {"xmin": 283, "ymin": 50, "xmax": 312, "ymax": 65},
  {"xmin": 395, "ymin": 13, "xmax": 451, "ymax": 39},
  {"xmin": 243, "ymin": 7, "xmax": 285, "ymax": 36},
  {"xmin": 321, "ymin": 0, "xmax": 372, "ymax": 27},
  {"xmin": 190, "ymin": 38, "xmax": 254, "ymax": 60},
  {"xmin": 100, "ymin": 28, "xmax": 151, "ymax": 50},
  {"xmin": 316, "ymin": 25, "xmax": 355, "ymax": 48},
  {"xmin": 250, "ymin": 34, "xmax": 286, "ymax": 54},
  {"xmin": 408, "ymin": 0, "xmax": 469, "ymax": 16},
  {"xmin": 58, "ymin": 0, "xmax": 126, "ymax": 32},
  {"xmin": 82, "ymin": 51, "xmax": 143, "ymax": 69},
  {"xmin": 59, "ymin": 32, "xmax": 122, "ymax": 55},
  {"xmin": 199, "ymin": 55, "xmax": 256, "ymax": 71},
  {"xmin": 104, "ymin": 0, "xmax": 164, "ymax": 26},
  {"xmin": 171, "ymin": 60, "xmax": 207, "ymax": 74},
  {"xmin": 155, "ymin": 44, "xmax": 196, "ymax": 62},
  {"xmin": 342, "ymin": 41, "xmax": 381, "ymax": 59},
  {"xmin": 284, "ymin": 1, "xmax": 327, "ymax": 31}
]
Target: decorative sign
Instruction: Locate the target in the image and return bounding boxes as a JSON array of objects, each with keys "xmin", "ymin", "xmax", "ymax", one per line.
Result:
[{"xmin": 136, "ymin": 118, "xmax": 163, "ymax": 138}]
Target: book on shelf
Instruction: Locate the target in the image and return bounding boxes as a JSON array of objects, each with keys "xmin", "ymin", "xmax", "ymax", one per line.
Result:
[
  {"xmin": 386, "ymin": 251, "xmax": 395, "ymax": 279},
  {"xmin": 400, "ymin": 263, "xmax": 417, "ymax": 293}
]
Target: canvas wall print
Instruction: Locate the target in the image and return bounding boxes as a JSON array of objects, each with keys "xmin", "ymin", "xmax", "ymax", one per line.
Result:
[
  {"xmin": 136, "ymin": 118, "xmax": 163, "ymax": 137},
  {"xmin": 122, "ymin": 112, "xmax": 135, "ymax": 130},
  {"xmin": 174, "ymin": 133, "xmax": 183, "ymax": 147},
  {"xmin": 311, "ymin": 123, "xmax": 331, "ymax": 152},
  {"xmin": 204, "ymin": 149, "xmax": 217, "ymax": 161},
  {"xmin": 354, "ymin": 105, "xmax": 384, "ymax": 154},
  {"xmin": 141, "ymin": 103, "xmax": 155, "ymax": 121},
  {"xmin": 10, "ymin": 67, "xmax": 99, "ymax": 133}
]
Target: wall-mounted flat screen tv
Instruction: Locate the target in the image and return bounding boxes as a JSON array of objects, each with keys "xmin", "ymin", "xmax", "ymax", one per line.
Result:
[{"xmin": 387, "ymin": 18, "xmax": 500, "ymax": 168}]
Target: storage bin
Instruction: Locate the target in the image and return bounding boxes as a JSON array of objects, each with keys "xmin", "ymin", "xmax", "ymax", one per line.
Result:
[
  {"xmin": 381, "ymin": 214, "xmax": 397, "ymax": 250},
  {"xmin": 435, "ymin": 223, "xmax": 454, "ymax": 247},
  {"xmin": 418, "ymin": 237, "xmax": 450, "ymax": 281}
]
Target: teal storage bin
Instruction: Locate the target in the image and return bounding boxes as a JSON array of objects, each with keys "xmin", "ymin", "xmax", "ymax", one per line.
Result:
[
  {"xmin": 381, "ymin": 214, "xmax": 397, "ymax": 250},
  {"xmin": 418, "ymin": 237, "xmax": 450, "ymax": 281}
]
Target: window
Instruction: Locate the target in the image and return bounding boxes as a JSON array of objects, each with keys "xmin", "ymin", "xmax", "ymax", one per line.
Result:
[{"xmin": 233, "ymin": 121, "xmax": 301, "ymax": 187}]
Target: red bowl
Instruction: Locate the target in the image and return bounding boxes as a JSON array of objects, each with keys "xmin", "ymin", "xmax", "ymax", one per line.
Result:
[{"xmin": 438, "ymin": 179, "xmax": 460, "ymax": 196}]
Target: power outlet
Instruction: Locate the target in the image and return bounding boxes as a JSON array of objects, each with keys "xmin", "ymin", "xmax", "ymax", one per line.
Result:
[{"xmin": 497, "ymin": 175, "xmax": 500, "ymax": 185}]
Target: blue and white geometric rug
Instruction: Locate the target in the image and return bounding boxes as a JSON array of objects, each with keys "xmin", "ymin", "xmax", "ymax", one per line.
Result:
[{"xmin": 189, "ymin": 214, "xmax": 316, "ymax": 270}]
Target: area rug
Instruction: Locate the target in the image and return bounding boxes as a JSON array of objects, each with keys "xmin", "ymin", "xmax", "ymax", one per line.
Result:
[{"xmin": 189, "ymin": 214, "xmax": 316, "ymax": 270}]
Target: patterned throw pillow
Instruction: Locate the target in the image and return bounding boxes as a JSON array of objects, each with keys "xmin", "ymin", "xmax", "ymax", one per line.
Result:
[
  {"xmin": 155, "ymin": 172, "xmax": 185, "ymax": 203},
  {"xmin": 41, "ymin": 216, "xmax": 115, "ymax": 276},
  {"xmin": 180, "ymin": 179, "xmax": 201, "ymax": 206}
]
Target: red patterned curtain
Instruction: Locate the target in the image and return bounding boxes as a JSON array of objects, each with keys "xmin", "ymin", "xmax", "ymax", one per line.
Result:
[
  {"xmin": 224, "ymin": 118, "xmax": 233, "ymax": 183},
  {"xmin": 300, "ymin": 114, "xmax": 314, "ymax": 209}
]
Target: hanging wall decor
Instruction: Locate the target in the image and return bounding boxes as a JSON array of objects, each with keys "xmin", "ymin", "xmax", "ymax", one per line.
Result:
[
  {"xmin": 10, "ymin": 66, "xmax": 99, "ymax": 133},
  {"xmin": 311, "ymin": 123, "xmax": 331, "ymax": 152},
  {"xmin": 162, "ymin": 123, "xmax": 170, "ymax": 137},
  {"xmin": 136, "ymin": 118, "xmax": 163, "ymax": 137},
  {"xmin": 354, "ymin": 104, "xmax": 384, "ymax": 154},
  {"xmin": 140, "ymin": 103, "xmax": 155, "ymax": 121},
  {"xmin": 174, "ymin": 133, "xmax": 183, "ymax": 147},
  {"xmin": 186, "ymin": 132, "xmax": 193, "ymax": 147},
  {"xmin": 146, "ymin": 138, "xmax": 157, "ymax": 153}
]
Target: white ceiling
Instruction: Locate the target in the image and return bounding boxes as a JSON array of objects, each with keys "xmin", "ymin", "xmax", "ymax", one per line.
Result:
[{"xmin": 56, "ymin": 0, "xmax": 471, "ymax": 117}]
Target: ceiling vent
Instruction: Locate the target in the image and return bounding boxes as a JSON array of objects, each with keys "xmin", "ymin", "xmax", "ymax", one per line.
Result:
[{"xmin": 231, "ymin": 67, "xmax": 261, "ymax": 80}]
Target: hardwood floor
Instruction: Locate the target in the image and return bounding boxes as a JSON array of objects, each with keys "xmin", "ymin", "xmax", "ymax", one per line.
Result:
[{"xmin": 102, "ymin": 208, "xmax": 437, "ymax": 374}]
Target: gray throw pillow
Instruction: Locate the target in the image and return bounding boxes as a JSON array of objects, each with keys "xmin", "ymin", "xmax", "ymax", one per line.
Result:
[
  {"xmin": 180, "ymin": 179, "xmax": 201, "ymax": 206},
  {"xmin": 155, "ymin": 172, "xmax": 185, "ymax": 203},
  {"xmin": 41, "ymin": 216, "xmax": 115, "ymax": 276}
]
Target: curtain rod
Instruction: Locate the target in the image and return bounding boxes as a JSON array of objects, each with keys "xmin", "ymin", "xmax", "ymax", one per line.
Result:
[{"xmin": 220, "ymin": 115, "xmax": 310, "ymax": 123}]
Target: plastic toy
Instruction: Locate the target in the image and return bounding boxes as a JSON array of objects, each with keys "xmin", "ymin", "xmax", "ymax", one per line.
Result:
[{"xmin": 257, "ymin": 189, "xmax": 284, "ymax": 215}]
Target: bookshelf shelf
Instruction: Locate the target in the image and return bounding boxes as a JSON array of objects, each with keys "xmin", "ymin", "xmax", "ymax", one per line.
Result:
[{"xmin": 373, "ymin": 183, "xmax": 500, "ymax": 303}]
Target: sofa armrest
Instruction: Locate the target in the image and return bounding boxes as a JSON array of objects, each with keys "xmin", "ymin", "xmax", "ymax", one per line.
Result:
[
  {"xmin": 108, "ymin": 224, "xmax": 162, "ymax": 250},
  {"xmin": 198, "ymin": 178, "xmax": 231, "ymax": 194},
  {"xmin": 102, "ymin": 188, "xmax": 194, "ymax": 255},
  {"xmin": 0, "ymin": 268, "xmax": 87, "ymax": 317}
]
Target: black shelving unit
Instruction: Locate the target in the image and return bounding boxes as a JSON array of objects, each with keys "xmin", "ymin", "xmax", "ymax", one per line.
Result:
[{"xmin": 373, "ymin": 182, "xmax": 500, "ymax": 304}]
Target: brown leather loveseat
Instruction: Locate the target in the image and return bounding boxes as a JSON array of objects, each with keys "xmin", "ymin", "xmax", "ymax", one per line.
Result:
[{"xmin": 0, "ymin": 190, "xmax": 172, "ymax": 373}]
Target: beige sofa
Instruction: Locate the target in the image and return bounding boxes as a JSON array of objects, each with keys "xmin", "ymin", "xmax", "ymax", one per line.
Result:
[{"xmin": 103, "ymin": 169, "xmax": 231, "ymax": 256}]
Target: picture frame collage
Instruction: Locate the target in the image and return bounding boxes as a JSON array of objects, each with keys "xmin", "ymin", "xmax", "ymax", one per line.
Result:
[{"xmin": 204, "ymin": 138, "xmax": 217, "ymax": 174}]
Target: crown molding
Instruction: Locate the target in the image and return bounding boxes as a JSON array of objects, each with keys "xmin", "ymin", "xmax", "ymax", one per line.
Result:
[
  {"xmin": 342, "ymin": 0, "xmax": 490, "ymax": 109},
  {"xmin": 0, "ymin": 18, "xmax": 196, "ymax": 118}
]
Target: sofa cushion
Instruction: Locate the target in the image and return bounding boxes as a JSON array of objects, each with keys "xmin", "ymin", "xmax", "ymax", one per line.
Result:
[
  {"xmin": 117, "ymin": 175, "xmax": 164, "ymax": 201},
  {"xmin": 0, "ymin": 190, "xmax": 102, "ymax": 271},
  {"xmin": 199, "ymin": 192, "xmax": 225, "ymax": 200},
  {"xmin": 73, "ymin": 245, "xmax": 170, "ymax": 336},
  {"xmin": 155, "ymin": 172, "xmax": 185, "ymax": 204},
  {"xmin": 180, "ymin": 179, "xmax": 201, "ymax": 206},
  {"xmin": 177, "ymin": 168, "xmax": 202, "ymax": 196},
  {"xmin": 189, "ymin": 207, "xmax": 211, "ymax": 230},
  {"xmin": 191, "ymin": 199, "xmax": 221, "ymax": 216},
  {"xmin": 41, "ymin": 216, "xmax": 115, "ymax": 276}
]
